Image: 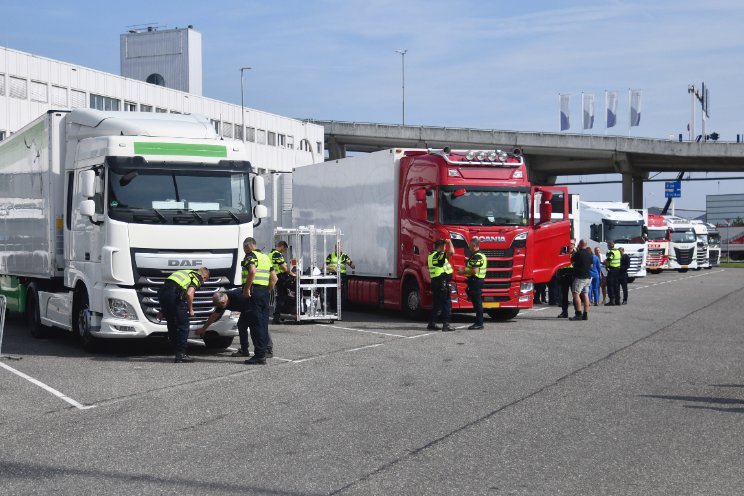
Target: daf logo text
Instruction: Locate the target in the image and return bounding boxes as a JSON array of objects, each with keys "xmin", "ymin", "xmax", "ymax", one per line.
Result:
[{"xmin": 168, "ymin": 259, "xmax": 203, "ymax": 267}]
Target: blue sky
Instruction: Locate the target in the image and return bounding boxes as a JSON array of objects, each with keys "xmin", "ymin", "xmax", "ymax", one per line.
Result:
[{"xmin": 3, "ymin": 0, "xmax": 744, "ymax": 214}]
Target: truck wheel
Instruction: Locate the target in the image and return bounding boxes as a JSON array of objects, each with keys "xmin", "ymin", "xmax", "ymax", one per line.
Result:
[
  {"xmin": 203, "ymin": 334, "xmax": 234, "ymax": 349},
  {"xmin": 402, "ymin": 280, "xmax": 423, "ymax": 320},
  {"xmin": 487, "ymin": 309, "xmax": 519, "ymax": 321},
  {"xmin": 73, "ymin": 291, "xmax": 99, "ymax": 352},
  {"xmin": 678, "ymin": 268, "xmax": 689, "ymax": 273},
  {"xmin": 627, "ymin": 277, "xmax": 636, "ymax": 283},
  {"xmin": 26, "ymin": 287, "xmax": 50, "ymax": 338}
]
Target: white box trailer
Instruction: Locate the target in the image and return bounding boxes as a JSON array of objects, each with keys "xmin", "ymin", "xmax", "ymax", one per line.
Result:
[
  {"xmin": 0, "ymin": 109, "xmax": 267, "ymax": 350},
  {"xmin": 292, "ymin": 150, "xmax": 399, "ymax": 278}
]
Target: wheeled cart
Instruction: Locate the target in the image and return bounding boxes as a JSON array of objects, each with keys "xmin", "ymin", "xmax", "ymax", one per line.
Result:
[{"xmin": 273, "ymin": 226, "xmax": 342, "ymax": 323}]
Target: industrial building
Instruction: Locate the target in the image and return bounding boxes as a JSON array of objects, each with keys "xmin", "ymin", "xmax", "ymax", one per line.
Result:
[
  {"xmin": 706, "ymin": 193, "xmax": 744, "ymax": 225},
  {"xmin": 0, "ymin": 25, "xmax": 324, "ymax": 174}
]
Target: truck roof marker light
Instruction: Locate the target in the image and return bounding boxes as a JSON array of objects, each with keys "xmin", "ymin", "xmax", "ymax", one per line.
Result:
[
  {"xmin": 487, "ymin": 151, "xmax": 498, "ymax": 161},
  {"xmin": 466, "ymin": 151, "xmax": 476, "ymax": 160},
  {"xmin": 448, "ymin": 169, "xmax": 461, "ymax": 177},
  {"xmin": 512, "ymin": 169, "xmax": 523, "ymax": 179},
  {"xmin": 452, "ymin": 188, "xmax": 467, "ymax": 198},
  {"xmin": 476, "ymin": 151, "xmax": 486, "ymax": 161},
  {"xmin": 497, "ymin": 150, "xmax": 509, "ymax": 162}
]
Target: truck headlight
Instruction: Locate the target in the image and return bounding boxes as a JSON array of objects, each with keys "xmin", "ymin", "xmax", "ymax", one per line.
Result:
[
  {"xmin": 108, "ymin": 298, "xmax": 138, "ymax": 320},
  {"xmin": 520, "ymin": 281, "xmax": 534, "ymax": 294},
  {"xmin": 512, "ymin": 232, "xmax": 528, "ymax": 249}
]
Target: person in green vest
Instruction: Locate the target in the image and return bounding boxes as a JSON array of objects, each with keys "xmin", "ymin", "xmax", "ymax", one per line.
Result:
[
  {"xmin": 459, "ymin": 238, "xmax": 487, "ymax": 330},
  {"xmin": 557, "ymin": 239, "xmax": 576, "ymax": 318},
  {"xmin": 604, "ymin": 241, "xmax": 622, "ymax": 306},
  {"xmin": 157, "ymin": 266, "xmax": 209, "ymax": 363},
  {"xmin": 242, "ymin": 237, "xmax": 277, "ymax": 365},
  {"xmin": 428, "ymin": 238, "xmax": 455, "ymax": 332},
  {"xmin": 325, "ymin": 243, "xmax": 355, "ymax": 312},
  {"xmin": 270, "ymin": 240, "xmax": 294, "ymax": 324}
]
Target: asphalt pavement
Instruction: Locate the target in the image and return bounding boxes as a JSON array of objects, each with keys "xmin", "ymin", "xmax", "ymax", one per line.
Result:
[{"xmin": 0, "ymin": 268, "xmax": 742, "ymax": 495}]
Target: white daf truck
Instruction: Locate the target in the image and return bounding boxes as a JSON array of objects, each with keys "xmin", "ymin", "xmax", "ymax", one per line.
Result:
[
  {"xmin": 662, "ymin": 215, "xmax": 698, "ymax": 272},
  {"xmin": 0, "ymin": 109, "xmax": 266, "ymax": 350}
]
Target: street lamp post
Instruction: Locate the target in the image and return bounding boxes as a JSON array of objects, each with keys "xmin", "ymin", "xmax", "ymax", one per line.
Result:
[
  {"xmin": 395, "ymin": 49, "xmax": 407, "ymax": 125},
  {"xmin": 240, "ymin": 66, "xmax": 252, "ymax": 141}
]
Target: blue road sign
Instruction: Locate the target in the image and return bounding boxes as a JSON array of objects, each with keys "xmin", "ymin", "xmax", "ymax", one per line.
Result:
[{"xmin": 665, "ymin": 180, "xmax": 681, "ymax": 198}]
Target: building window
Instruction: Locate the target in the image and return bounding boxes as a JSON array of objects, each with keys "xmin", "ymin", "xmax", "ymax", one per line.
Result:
[
  {"xmin": 30, "ymin": 81, "xmax": 48, "ymax": 103},
  {"xmin": 278, "ymin": 134, "xmax": 286, "ymax": 147},
  {"xmin": 0, "ymin": 73, "xmax": 6, "ymax": 96},
  {"xmin": 140, "ymin": 104, "xmax": 153, "ymax": 112},
  {"xmin": 124, "ymin": 101, "xmax": 137, "ymax": 112},
  {"xmin": 170, "ymin": 110, "xmax": 181, "ymax": 114},
  {"xmin": 9, "ymin": 76, "xmax": 27, "ymax": 99},
  {"xmin": 210, "ymin": 119, "xmax": 220, "ymax": 135},
  {"xmin": 90, "ymin": 93, "xmax": 120, "ymax": 111},
  {"xmin": 70, "ymin": 89, "xmax": 86, "ymax": 108},
  {"xmin": 235, "ymin": 125, "xmax": 244, "ymax": 141},
  {"xmin": 0, "ymin": 131, "xmax": 6, "ymax": 142},
  {"xmin": 246, "ymin": 127, "xmax": 256, "ymax": 142},
  {"xmin": 256, "ymin": 129, "xmax": 267, "ymax": 145},
  {"xmin": 286, "ymin": 135, "xmax": 294, "ymax": 149},
  {"xmin": 317, "ymin": 142, "xmax": 322, "ymax": 154},
  {"xmin": 223, "ymin": 123, "xmax": 233, "ymax": 138},
  {"xmin": 155, "ymin": 107, "xmax": 167, "ymax": 113},
  {"xmin": 51, "ymin": 85, "xmax": 68, "ymax": 107},
  {"xmin": 267, "ymin": 132, "xmax": 276, "ymax": 146},
  {"xmin": 146, "ymin": 73, "xmax": 165, "ymax": 86}
]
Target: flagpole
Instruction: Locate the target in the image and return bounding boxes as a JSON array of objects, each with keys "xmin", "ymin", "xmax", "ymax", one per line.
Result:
[{"xmin": 628, "ymin": 88, "xmax": 631, "ymax": 137}]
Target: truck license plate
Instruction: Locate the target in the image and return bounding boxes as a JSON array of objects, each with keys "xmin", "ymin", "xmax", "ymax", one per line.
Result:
[{"xmin": 483, "ymin": 302, "xmax": 501, "ymax": 309}]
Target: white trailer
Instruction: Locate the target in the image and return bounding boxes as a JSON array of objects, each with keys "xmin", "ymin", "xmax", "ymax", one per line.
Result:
[
  {"xmin": 575, "ymin": 200, "xmax": 647, "ymax": 281},
  {"xmin": 0, "ymin": 110, "xmax": 266, "ymax": 350},
  {"xmin": 663, "ymin": 216, "xmax": 698, "ymax": 271}
]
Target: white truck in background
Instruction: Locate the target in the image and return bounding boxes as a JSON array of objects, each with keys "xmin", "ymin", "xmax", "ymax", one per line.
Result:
[
  {"xmin": 662, "ymin": 215, "xmax": 698, "ymax": 271},
  {"xmin": 690, "ymin": 220, "xmax": 710, "ymax": 269},
  {"xmin": 705, "ymin": 222, "xmax": 721, "ymax": 266},
  {"xmin": 0, "ymin": 109, "xmax": 267, "ymax": 350},
  {"xmin": 574, "ymin": 200, "xmax": 647, "ymax": 282}
]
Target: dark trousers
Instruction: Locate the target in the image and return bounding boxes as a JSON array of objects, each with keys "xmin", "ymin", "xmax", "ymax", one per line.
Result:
[
  {"xmin": 247, "ymin": 286, "xmax": 272, "ymax": 357},
  {"xmin": 467, "ymin": 278, "xmax": 484, "ymax": 326},
  {"xmin": 274, "ymin": 273, "xmax": 293, "ymax": 317},
  {"xmin": 237, "ymin": 311, "xmax": 251, "ymax": 354},
  {"xmin": 618, "ymin": 271, "xmax": 629, "ymax": 302},
  {"xmin": 158, "ymin": 284, "xmax": 189, "ymax": 355},
  {"xmin": 534, "ymin": 283, "xmax": 547, "ymax": 304},
  {"xmin": 548, "ymin": 276, "xmax": 558, "ymax": 305},
  {"xmin": 607, "ymin": 269, "xmax": 620, "ymax": 304},
  {"xmin": 429, "ymin": 277, "xmax": 452, "ymax": 326},
  {"xmin": 558, "ymin": 273, "xmax": 573, "ymax": 314},
  {"xmin": 327, "ymin": 274, "xmax": 346, "ymax": 312}
]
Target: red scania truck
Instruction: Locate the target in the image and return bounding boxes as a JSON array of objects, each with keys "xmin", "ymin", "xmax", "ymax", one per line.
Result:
[{"xmin": 291, "ymin": 148, "xmax": 571, "ymax": 321}]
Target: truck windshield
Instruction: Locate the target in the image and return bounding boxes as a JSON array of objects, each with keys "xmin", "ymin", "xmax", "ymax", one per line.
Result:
[
  {"xmin": 108, "ymin": 166, "xmax": 251, "ymax": 224},
  {"xmin": 647, "ymin": 228, "xmax": 669, "ymax": 241},
  {"xmin": 670, "ymin": 228, "xmax": 696, "ymax": 243},
  {"xmin": 603, "ymin": 220, "xmax": 644, "ymax": 244},
  {"xmin": 708, "ymin": 233, "xmax": 721, "ymax": 246},
  {"xmin": 439, "ymin": 187, "xmax": 529, "ymax": 226}
]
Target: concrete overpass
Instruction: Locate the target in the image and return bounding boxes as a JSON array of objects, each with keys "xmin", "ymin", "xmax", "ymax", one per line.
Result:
[{"xmin": 308, "ymin": 120, "xmax": 744, "ymax": 208}]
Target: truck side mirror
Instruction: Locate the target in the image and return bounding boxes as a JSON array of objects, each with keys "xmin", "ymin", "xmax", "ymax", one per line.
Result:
[
  {"xmin": 538, "ymin": 190, "xmax": 553, "ymax": 224},
  {"xmin": 80, "ymin": 170, "xmax": 96, "ymax": 199},
  {"xmin": 254, "ymin": 204, "xmax": 268, "ymax": 219},
  {"xmin": 252, "ymin": 175, "xmax": 266, "ymax": 202},
  {"xmin": 80, "ymin": 199, "xmax": 96, "ymax": 217}
]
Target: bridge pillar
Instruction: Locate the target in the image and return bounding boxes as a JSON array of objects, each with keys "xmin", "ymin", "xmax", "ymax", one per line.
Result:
[
  {"xmin": 326, "ymin": 137, "xmax": 346, "ymax": 161},
  {"xmin": 621, "ymin": 173, "xmax": 645, "ymax": 209}
]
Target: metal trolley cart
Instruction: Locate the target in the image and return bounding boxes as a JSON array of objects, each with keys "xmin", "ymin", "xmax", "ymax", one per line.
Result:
[{"xmin": 273, "ymin": 226, "xmax": 342, "ymax": 323}]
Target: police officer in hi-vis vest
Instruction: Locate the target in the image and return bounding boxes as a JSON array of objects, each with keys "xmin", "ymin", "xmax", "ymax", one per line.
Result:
[
  {"xmin": 604, "ymin": 241, "xmax": 622, "ymax": 306},
  {"xmin": 242, "ymin": 237, "xmax": 277, "ymax": 365},
  {"xmin": 459, "ymin": 238, "xmax": 487, "ymax": 330},
  {"xmin": 428, "ymin": 238, "xmax": 455, "ymax": 332},
  {"xmin": 325, "ymin": 243, "xmax": 355, "ymax": 312},
  {"xmin": 270, "ymin": 240, "xmax": 294, "ymax": 324},
  {"xmin": 158, "ymin": 266, "xmax": 210, "ymax": 363}
]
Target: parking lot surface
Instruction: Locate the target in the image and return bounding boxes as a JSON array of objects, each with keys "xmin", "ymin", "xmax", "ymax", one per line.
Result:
[{"xmin": 1, "ymin": 268, "xmax": 743, "ymax": 495}]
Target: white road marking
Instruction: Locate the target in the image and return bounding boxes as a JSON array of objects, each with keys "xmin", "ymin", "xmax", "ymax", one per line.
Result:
[
  {"xmin": 407, "ymin": 332, "xmax": 436, "ymax": 339},
  {"xmin": 0, "ymin": 361, "xmax": 95, "ymax": 410},
  {"xmin": 318, "ymin": 324, "xmax": 407, "ymax": 338},
  {"xmin": 346, "ymin": 343, "xmax": 384, "ymax": 353}
]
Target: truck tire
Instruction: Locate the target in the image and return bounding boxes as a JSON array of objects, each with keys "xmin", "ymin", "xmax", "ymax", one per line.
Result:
[
  {"xmin": 203, "ymin": 334, "xmax": 234, "ymax": 350},
  {"xmin": 678, "ymin": 268, "xmax": 689, "ymax": 273},
  {"xmin": 402, "ymin": 279, "xmax": 424, "ymax": 320},
  {"xmin": 487, "ymin": 308, "xmax": 519, "ymax": 321},
  {"xmin": 26, "ymin": 286, "xmax": 50, "ymax": 338},
  {"xmin": 73, "ymin": 291, "xmax": 99, "ymax": 352}
]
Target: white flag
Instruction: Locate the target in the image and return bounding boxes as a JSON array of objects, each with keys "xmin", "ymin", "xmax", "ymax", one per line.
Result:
[
  {"xmin": 582, "ymin": 93, "xmax": 595, "ymax": 130},
  {"xmin": 630, "ymin": 89, "xmax": 642, "ymax": 127},
  {"xmin": 560, "ymin": 94, "xmax": 570, "ymax": 131},
  {"xmin": 605, "ymin": 91, "xmax": 618, "ymax": 128}
]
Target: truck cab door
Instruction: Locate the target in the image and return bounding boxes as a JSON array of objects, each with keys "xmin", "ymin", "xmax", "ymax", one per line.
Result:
[{"xmin": 530, "ymin": 186, "xmax": 571, "ymax": 284}]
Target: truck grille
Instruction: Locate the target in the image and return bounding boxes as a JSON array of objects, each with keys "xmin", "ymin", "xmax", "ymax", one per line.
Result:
[
  {"xmin": 696, "ymin": 248, "xmax": 707, "ymax": 265},
  {"xmin": 627, "ymin": 254, "xmax": 644, "ymax": 276},
  {"xmin": 647, "ymin": 248, "xmax": 665, "ymax": 265},
  {"xmin": 481, "ymin": 249, "xmax": 514, "ymax": 258},
  {"xmin": 709, "ymin": 249, "xmax": 720, "ymax": 265},
  {"xmin": 674, "ymin": 247, "xmax": 694, "ymax": 266},
  {"xmin": 136, "ymin": 276, "xmax": 233, "ymax": 327},
  {"xmin": 486, "ymin": 270, "xmax": 512, "ymax": 279}
]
